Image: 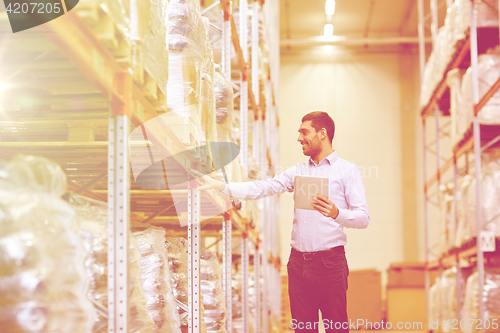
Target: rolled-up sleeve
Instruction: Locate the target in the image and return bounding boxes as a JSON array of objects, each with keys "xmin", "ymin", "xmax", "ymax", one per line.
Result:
[
  {"xmin": 220, "ymin": 166, "xmax": 296, "ymax": 200},
  {"xmin": 334, "ymin": 166, "xmax": 370, "ymax": 229}
]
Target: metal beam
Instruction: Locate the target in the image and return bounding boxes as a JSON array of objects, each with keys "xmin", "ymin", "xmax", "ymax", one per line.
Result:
[{"xmin": 280, "ymin": 36, "xmax": 432, "ymax": 47}]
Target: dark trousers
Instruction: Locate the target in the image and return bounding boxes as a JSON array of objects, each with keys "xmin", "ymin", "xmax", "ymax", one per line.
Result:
[{"xmin": 287, "ymin": 246, "xmax": 349, "ymax": 333}]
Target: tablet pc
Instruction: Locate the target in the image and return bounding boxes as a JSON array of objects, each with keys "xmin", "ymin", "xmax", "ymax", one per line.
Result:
[{"xmin": 293, "ymin": 175, "xmax": 329, "ymax": 210}]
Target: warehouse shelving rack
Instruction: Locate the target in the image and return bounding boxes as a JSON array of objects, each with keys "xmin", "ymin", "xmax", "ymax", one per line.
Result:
[
  {"xmin": 0, "ymin": 0, "xmax": 280, "ymax": 332},
  {"xmin": 418, "ymin": 0, "xmax": 500, "ymax": 330}
]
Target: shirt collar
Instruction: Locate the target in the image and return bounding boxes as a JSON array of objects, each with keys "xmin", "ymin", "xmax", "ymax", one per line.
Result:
[{"xmin": 309, "ymin": 150, "xmax": 338, "ymax": 166}]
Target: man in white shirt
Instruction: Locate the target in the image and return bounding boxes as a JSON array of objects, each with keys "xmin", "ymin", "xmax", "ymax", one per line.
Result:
[{"xmin": 196, "ymin": 111, "xmax": 370, "ymax": 332}]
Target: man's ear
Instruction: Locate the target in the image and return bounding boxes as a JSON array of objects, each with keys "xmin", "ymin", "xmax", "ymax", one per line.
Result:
[{"xmin": 321, "ymin": 128, "xmax": 327, "ymax": 140}]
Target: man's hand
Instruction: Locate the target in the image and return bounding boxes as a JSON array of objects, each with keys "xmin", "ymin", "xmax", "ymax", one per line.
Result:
[
  {"xmin": 311, "ymin": 194, "xmax": 339, "ymax": 219},
  {"xmin": 189, "ymin": 169, "xmax": 226, "ymax": 192}
]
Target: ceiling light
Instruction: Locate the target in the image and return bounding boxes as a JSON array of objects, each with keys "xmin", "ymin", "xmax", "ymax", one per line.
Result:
[
  {"xmin": 324, "ymin": 24, "xmax": 334, "ymax": 37},
  {"xmin": 325, "ymin": 0, "xmax": 335, "ymax": 15}
]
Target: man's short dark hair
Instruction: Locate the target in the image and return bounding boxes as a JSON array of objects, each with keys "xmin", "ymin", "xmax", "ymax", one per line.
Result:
[{"xmin": 301, "ymin": 111, "xmax": 335, "ymax": 143}]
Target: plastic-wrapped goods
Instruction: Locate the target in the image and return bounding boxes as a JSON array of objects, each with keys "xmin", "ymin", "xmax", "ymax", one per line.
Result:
[
  {"xmin": 142, "ymin": 0, "xmax": 169, "ymax": 97},
  {"xmin": 231, "ymin": 270, "xmax": 255, "ymax": 333},
  {"xmin": 0, "ymin": 155, "xmax": 95, "ymax": 332},
  {"xmin": 460, "ymin": 47, "xmax": 500, "ymax": 141},
  {"xmin": 165, "ymin": 237, "xmax": 189, "ymax": 332},
  {"xmin": 439, "ymin": 183, "xmax": 456, "ymax": 254},
  {"xmin": 463, "ymin": 267, "xmax": 500, "ymax": 333},
  {"xmin": 454, "ymin": 0, "xmax": 498, "ymax": 42},
  {"xmin": 455, "ymin": 151, "xmax": 500, "ymax": 246},
  {"xmin": 482, "ymin": 150, "xmax": 500, "ymax": 236},
  {"xmin": 167, "ymin": 0, "xmax": 217, "ymax": 145},
  {"xmin": 446, "ymin": 68, "xmax": 466, "ymax": 145},
  {"xmin": 215, "ymin": 65, "xmax": 235, "ymax": 130},
  {"xmin": 165, "ymin": 237, "xmax": 208, "ymax": 333},
  {"xmin": 428, "ymin": 268, "xmax": 463, "ymax": 332},
  {"xmin": 420, "ymin": 0, "xmax": 499, "ymax": 109},
  {"xmin": 133, "ymin": 228, "xmax": 181, "ymax": 333},
  {"xmin": 200, "ymin": 249, "xmax": 227, "ymax": 333},
  {"xmin": 213, "ymin": 65, "xmax": 243, "ymax": 183},
  {"xmin": 455, "ymin": 175, "xmax": 477, "ymax": 246},
  {"xmin": 69, "ymin": 194, "xmax": 155, "ymax": 333},
  {"xmin": 429, "ymin": 278, "xmax": 440, "ymax": 325}
]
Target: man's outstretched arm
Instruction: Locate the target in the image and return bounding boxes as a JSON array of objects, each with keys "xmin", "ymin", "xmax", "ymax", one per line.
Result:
[{"xmin": 192, "ymin": 167, "xmax": 296, "ymax": 200}]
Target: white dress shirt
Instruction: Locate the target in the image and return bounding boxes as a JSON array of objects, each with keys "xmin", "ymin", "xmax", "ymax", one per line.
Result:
[{"xmin": 220, "ymin": 151, "xmax": 370, "ymax": 252}]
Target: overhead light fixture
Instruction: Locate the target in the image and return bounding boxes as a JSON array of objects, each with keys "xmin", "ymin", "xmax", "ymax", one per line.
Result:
[
  {"xmin": 325, "ymin": 0, "xmax": 335, "ymax": 15},
  {"xmin": 324, "ymin": 24, "xmax": 334, "ymax": 37}
]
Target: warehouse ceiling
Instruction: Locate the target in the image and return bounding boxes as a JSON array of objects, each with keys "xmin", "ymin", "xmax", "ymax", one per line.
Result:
[{"xmin": 280, "ymin": 0, "xmax": 446, "ymax": 45}]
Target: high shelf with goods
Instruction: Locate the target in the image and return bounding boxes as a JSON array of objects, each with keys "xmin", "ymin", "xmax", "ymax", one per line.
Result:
[
  {"xmin": 418, "ymin": 0, "xmax": 500, "ymax": 331},
  {"xmin": 0, "ymin": 0, "xmax": 280, "ymax": 332}
]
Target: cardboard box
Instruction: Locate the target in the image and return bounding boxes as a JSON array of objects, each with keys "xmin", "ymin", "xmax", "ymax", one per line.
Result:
[
  {"xmin": 387, "ymin": 262, "xmax": 426, "ymax": 288},
  {"xmin": 347, "ymin": 269, "xmax": 383, "ymax": 328},
  {"xmin": 386, "ymin": 287, "xmax": 426, "ymax": 327}
]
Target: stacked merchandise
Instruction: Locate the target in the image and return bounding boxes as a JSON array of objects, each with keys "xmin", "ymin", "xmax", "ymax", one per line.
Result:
[
  {"xmin": 133, "ymin": 228, "xmax": 181, "ymax": 333},
  {"xmin": 0, "ymin": 155, "xmax": 95, "ymax": 332},
  {"xmin": 439, "ymin": 183, "xmax": 456, "ymax": 254},
  {"xmin": 77, "ymin": 0, "xmax": 169, "ymax": 104},
  {"xmin": 428, "ymin": 268, "xmax": 462, "ymax": 332},
  {"xmin": 231, "ymin": 268, "xmax": 256, "ymax": 333},
  {"xmin": 213, "ymin": 64, "xmax": 244, "ymax": 183},
  {"xmin": 165, "ymin": 237, "xmax": 208, "ymax": 333},
  {"xmin": 70, "ymin": 195, "xmax": 155, "ymax": 333},
  {"xmin": 206, "ymin": 5, "xmax": 269, "ymax": 180},
  {"xmin": 200, "ymin": 249, "xmax": 227, "ymax": 333},
  {"xmin": 462, "ymin": 267, "xmax": 500, "ymax": 333},
  {"xmin": 459, "ymin": 46, "xmax": 500, "ymax": 143},
  {"xmin": 455, "ymin": 151, "xmax": 500, "ymax": 246},
  {"xmin": 420, "ymin": 0, "xmax": 498, "ymax": 108},
  {"xmin": 167, "ymin": 0, "xmax": 217, "ymax": 145},
  {"xmin": 446, "ymin": 68, "xmax": 465, "ymax": 146}
]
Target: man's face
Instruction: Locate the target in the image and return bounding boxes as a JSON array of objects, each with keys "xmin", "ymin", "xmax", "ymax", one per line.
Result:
[{"xmin": 297, "ymin": 121, "xmax": 322, "ymax": 157}]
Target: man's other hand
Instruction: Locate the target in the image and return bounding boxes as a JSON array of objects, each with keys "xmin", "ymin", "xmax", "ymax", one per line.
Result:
[
  {"xmin": 311, "ymin": 194, "xmax": 339, "ymax": 219},
  {"xmin": 189, "ymin": 169, "xmax": 226, "ymax": 192}
]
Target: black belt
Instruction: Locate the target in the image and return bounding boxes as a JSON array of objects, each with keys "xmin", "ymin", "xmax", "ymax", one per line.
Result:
[{"xmin": 291, "ymin": 246, "xmax": 345, "ymax": 261}]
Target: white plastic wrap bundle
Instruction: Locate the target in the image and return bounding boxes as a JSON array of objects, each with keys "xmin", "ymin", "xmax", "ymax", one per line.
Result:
[
  {"xmin": 215, "ymin": 65, "xmax": 234, "ymax": 132},
  {"xmin": 429, "ymin": 278, "xmax": 440, "ymax": 324},
  {"xmin": 231, "ymin": 269, "xmax": 255, "ymax": 333},
  {"xmin": 200, "ymin": 249, "xmax": 227, "ymax": 333},
  {"xmin": 142, "ymin": 0, "xmax": 169, "ymax": 96},
  {"xmin": 428, "ymin": 268, "xmax": 462, "ymax": 332},
  {"xmin": 419, "ymin": 0, "xmax": 498, "ymax": 109},
  {"xmin": 0, "ymin": 155, "xmax": 94, "ymax": 332},
  {"xmin": 481, "ymin": 151, "xmax": 500, "ymax": 237},
  {"xmin": 167, "ymin": 0, "xmax": 217, "ymax": 144},
  {"xmin": 455, "ymin": 175, "xmax": 477, "ymax": 246},
  {"xmin": 462, "ymin": 267, "xmax": 500, "ymax": 333},
  {"xmin": 133, "ymin": 228, "xmax": 181, "ymax": 333},
  {"xmin": 165, "ymin": 237, "xmax": 208, "ymax": 333},
  {"xmin": 446, "ymin": 68, "xmax": 465, "ymax": 145},
  {"xmin": 70, "ymin": 194, "xmax": 155, "ymax": 333},
  {"xmin": 455, "ymin": 151, "xmax": 500, "ymax": 245},
  {"xmin": 439, "ymin": 183, "xmax": 456, "ymax": 254},
  {"xmin": 454, "ymin": 0, "xmax": 498, "ymax": 42},
  {"xmin": 460, "ymin": 47, "xmax": 500, "ymax": 141}
]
